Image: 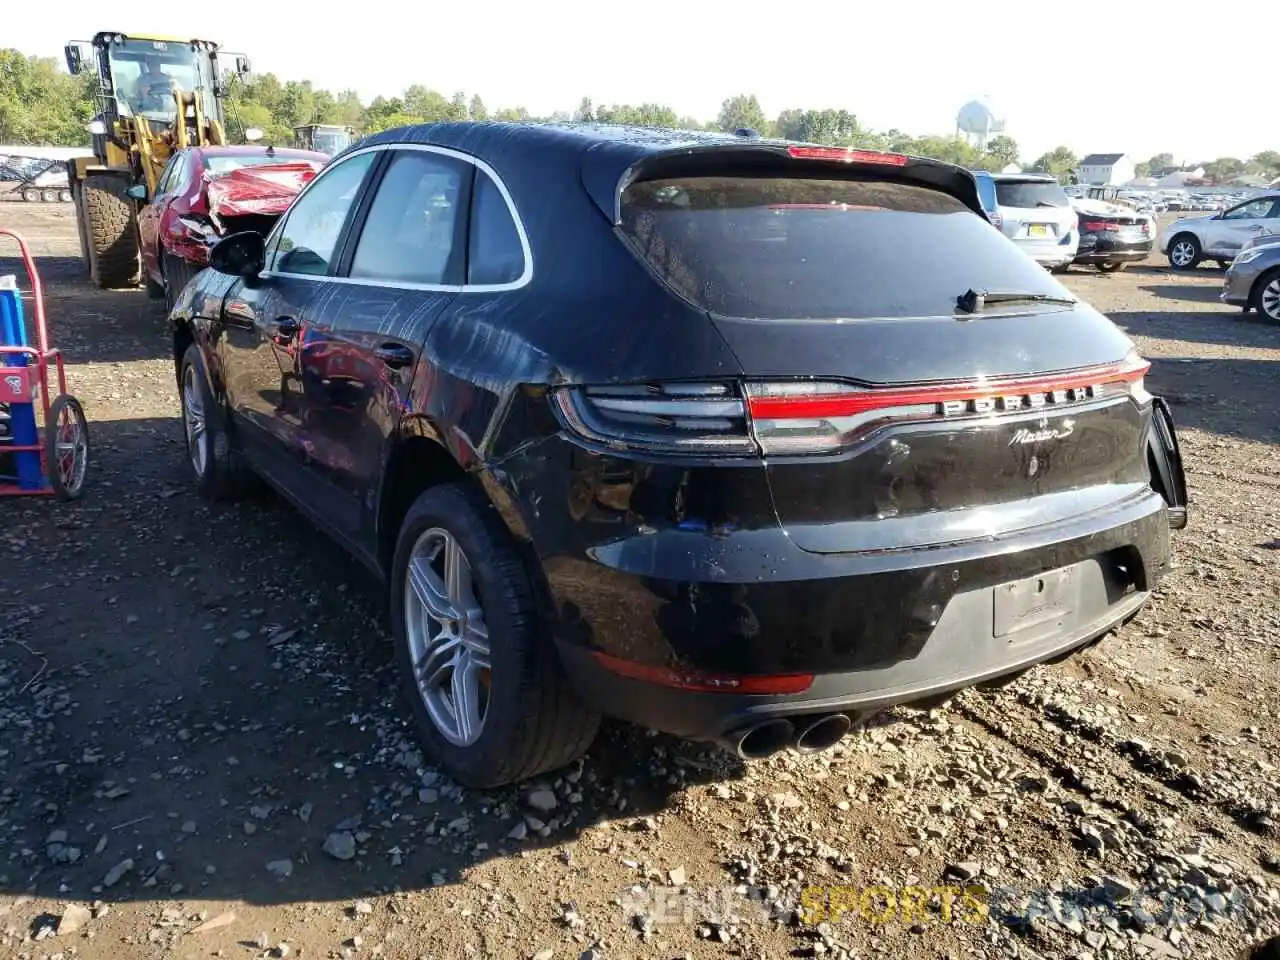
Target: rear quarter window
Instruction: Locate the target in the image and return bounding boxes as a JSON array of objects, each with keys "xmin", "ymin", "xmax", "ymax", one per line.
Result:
[{"xmin": 619, "ymin": 176, "xmax": 1066, "ymax": 321}]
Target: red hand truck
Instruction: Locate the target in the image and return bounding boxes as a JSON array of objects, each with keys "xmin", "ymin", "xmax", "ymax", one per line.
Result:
[{"xmin": 0, "ymin": 228, "xmax": 89, "ymax": 500}]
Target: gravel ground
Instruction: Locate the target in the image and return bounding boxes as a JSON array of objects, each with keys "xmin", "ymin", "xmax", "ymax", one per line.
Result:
[{"xmin": 1, "ymin": 200, "xmax": 1278, "ymax": 960}]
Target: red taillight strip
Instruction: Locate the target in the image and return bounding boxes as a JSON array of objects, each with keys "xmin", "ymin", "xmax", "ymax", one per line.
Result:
[
  {"xmin": 746, "ymin": 356, "xmax": 1150, "ymax": 421},
  {"xmin": 591, "ymin": 651, "xmax": 814, "ymax": 695}
]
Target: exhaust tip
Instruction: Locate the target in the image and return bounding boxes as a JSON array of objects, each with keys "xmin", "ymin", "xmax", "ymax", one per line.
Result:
[
  {"xmin": 730, "ymin": 719, "xmax": 795, "ymax": 760},
  {"xmin": 795, "ymin": 714, "xmax": 852, "ymax": 754}
]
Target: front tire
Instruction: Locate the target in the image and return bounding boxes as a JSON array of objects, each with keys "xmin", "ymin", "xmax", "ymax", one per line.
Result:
[
  {"xmin": 178, "ymin": 343, "xmax": 254, "ymax": 500},
  {"xmin": 83, "ymin": 174, "xmax": 141, "ymax": 288},
  {"xmin": 1251, "ymin": 268, "xmax": 1280, "ymax": 324},
  {"xmin": 391, "ymin": 482, "xmax": 600, "ymax": 788},
  {"xmin": 1097, "ymin": 261, "xmax": 1125, "ymax": 273},
  {"xmin": 1167, "ymin": 234, "xmax": 1201, "ymax": 271}
]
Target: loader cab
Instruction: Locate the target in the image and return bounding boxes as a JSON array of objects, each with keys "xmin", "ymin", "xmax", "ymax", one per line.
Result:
[{"xmin": 293, "ymin": 124, "xmax": 355, "ymax": 156}]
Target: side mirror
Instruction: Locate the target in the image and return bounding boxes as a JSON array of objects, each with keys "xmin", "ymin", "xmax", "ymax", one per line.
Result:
[
  {"xmin": 64, "ymin": 44, "xmax": 84, "ymax": 75},
  {"xmin": 209, "ymin": 231, "xmax": 266, "ymax": 278},
  {"xmin": 236, "ymin": 55, "xmax": 252, "ymax": 76},
  {"xmin": 126, "ymin": 183, "xmax": 148, "ymax": 201}
]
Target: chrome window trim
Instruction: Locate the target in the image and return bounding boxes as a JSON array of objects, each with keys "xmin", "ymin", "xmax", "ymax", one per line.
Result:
[{"xmin": 259, "ymin": 141, "xmax": 533, "ymax": 293}]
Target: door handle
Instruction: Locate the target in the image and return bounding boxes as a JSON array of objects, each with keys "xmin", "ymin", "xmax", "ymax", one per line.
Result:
[
  {"xmin": 272, "ymin": 316, "xmax": 299, "ymax": 337},
  {"xmin": 374, "ymin": 343, "xmax": 414, "ymax": 369}
]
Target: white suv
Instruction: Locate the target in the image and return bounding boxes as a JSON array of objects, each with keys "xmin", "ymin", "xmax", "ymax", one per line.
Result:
[
  {"xmin": 992, "ymin": 173, "xmax": 1079, "ymax": 270},
  {"xmin": 1160, "ymin": 193, "xmax": 1280, "ymax": 271}
]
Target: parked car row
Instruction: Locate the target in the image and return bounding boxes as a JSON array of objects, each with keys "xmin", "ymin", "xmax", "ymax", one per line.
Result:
[
  {"xmin": 160, "ymin": 124, "xmax": 1190, "ymax": 786},
  {"xmin": 973, "ymin": 173, "xmax": 1155, "ymax": 272}
]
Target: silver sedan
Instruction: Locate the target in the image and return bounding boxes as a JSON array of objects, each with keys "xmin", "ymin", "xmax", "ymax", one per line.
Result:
[{"xmin": 1222, "ymin": 240, "xmax": 1280, "ymax": 322}]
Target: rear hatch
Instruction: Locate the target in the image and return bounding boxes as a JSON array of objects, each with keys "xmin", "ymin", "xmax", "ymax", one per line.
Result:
[
  {"xmin": 614, "ymin": 151, "xmax": 1152, "ymax": 554},
  {"xmin": 994, "ymin": 177, "xmax": 1076, "ymax": 244},
  {"xmin": 1073, "ymin": 199, "xmax": 1153, "ymax": 245}
]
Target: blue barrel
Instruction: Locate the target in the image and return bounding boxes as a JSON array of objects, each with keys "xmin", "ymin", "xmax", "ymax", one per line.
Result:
[{"xmin": 0, "ymin": 278, "xmax": 43, "ymax": 490}]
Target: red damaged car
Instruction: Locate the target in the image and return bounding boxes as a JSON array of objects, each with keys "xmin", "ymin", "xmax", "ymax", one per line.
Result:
[{"xmin": 135, "ymin": 145, "xmax": 327, "ymax": 308}]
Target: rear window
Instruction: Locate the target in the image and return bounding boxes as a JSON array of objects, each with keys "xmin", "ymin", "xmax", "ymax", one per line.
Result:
[
  {"xmin": 994, "ymin": 179, "xmax": 1069, "ymax": 208},
  {"xmin": 619, "ymin": 176, "xmax": 1065, "ymax": 320},
  {"xmin": 203, "ymin": 154, "xmax": 322, "ymax": 176}
]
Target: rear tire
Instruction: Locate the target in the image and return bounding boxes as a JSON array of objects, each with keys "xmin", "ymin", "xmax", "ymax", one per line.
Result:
[
  {"xmin": 390, "ymin": 482, "xmax": 600, "ymax": 788},
  {"xmin": 1097, "ymin": 262, "xmax": 1125, "ymax": 273},
  {"xmin": 1167, "ymin": 234, "xmax": 1201, "ymax": 271},
  {"xmin": 83, "ymin": 174, "xmax": 141, "ymax": 289},
  {"xmin": 178, "ymin": 343, "xmax": 255, "ymax": 500}
]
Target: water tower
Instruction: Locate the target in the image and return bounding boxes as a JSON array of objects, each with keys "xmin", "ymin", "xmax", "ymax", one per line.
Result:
[{"xmin": 955, "ymin": 99, "xmax": 1006, "ymax": 150}]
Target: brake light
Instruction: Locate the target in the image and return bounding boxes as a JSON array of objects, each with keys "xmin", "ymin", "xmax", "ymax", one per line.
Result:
[
  {"xmin": 1081, "ymin": 220, "xmax": 1120, "ymax": 232},
  {"xmin": 553, "ymin": 355, "xmax": 1152, "ymax": 458},
  {"xmin": 786, "ymin": 145, "xmax": 909, "ymax": 166}
]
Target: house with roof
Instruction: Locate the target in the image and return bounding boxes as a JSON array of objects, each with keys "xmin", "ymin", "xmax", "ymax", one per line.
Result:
[{"xmin": 1077, "ymin": 153, "xmax": 1136, "ymax": 186}]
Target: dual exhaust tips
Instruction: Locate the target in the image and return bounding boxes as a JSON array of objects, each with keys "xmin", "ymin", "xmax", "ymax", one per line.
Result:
[{"xmin": 722, "ymin": 713, "xmax": 854, "ymax": 760}]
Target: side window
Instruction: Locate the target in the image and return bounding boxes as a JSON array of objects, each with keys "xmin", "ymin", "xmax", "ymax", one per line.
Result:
[
  {"xmin": 349, "ymin": 150, "xmax": 467, "ymax": 285},
  {"xmin": 467, "ymin": 171, "xmax": 526, "ymax": 286},
  {"xmin": 1224, "ymin": 199, "xmax": 1273, "ymax": 220},
  {"xmin": 272, "ymin": 152, "xmax": 376, "ymax": 276},
  {"xmin": 156, "ymin": 154, "xmax": 181, "ymax": 195}
]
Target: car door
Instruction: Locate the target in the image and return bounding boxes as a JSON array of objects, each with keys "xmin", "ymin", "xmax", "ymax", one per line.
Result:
[
  {"xmin": 218, "ymin": 149, "xmax": 380, "ymax": 530},
  {"xmin": 299, "ymin": 146, "xmax": 472, "ymax": 551},
  {"xmin": 137, "ymin": 152, "xmax": 183, "ymax": 282},
  {"xmin": 1204, "ymin": 197, "xmax": 1279, "ymax": 256}
]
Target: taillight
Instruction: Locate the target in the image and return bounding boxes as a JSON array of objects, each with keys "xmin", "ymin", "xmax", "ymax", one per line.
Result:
[
  {"xmin": 551, "ymin": 382, "xmax": 756, "ymax": 456},
  {"xmin": 1081, "ymin": 220, "xmax": 1121, "ymax": 232},
  {"xmin": 553, "ymin": 354, "xmax": 1152, "ymax": 458},
  {"xmin": 786, "ymin": 145, "xmax": 909, "ymax": 166}
]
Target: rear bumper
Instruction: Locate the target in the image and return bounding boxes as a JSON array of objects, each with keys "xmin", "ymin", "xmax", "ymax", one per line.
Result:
[
  {"xmin": 1074, "ymin": 236, "xmax": 1153, "ymax": 264},
  {"xmin": 1011, "ymin": 236, "xmax": 1078, "ymax": 267},
  {"xmin": 550, "ymin": 489, "xmax": 1172, "ymax": 740}
]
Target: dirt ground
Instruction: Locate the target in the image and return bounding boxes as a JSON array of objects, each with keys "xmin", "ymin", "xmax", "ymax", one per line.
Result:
[{"xmin": 1, "ymin": 198, "xmax": 1278, "ymax": 960}]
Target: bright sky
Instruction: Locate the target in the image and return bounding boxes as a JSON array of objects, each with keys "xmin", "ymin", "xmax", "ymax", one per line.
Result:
[{"xmin": 13, "ymin": 1, "xmax": 1272, "ymax": 164}]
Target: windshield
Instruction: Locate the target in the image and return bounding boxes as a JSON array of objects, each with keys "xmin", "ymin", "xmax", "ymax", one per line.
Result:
[
  {"xmin": 994, "ymin": 180, "xmax": 1069, "ymax": 208},
  {"xmin": 619, "ymin": 176, "xmax": 1066, "ymax": 320},
  {"xmin": 312, "ymin": 130, "xmax": 352, "ymax": 155},
  {"xmin": 106, "ymin": 37, "xmax": 218, "ymax": 124}
]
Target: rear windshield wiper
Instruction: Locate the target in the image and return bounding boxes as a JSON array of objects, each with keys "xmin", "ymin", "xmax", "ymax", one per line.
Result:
[{"xmin": 956, "ymin": 289, "xmax": 1078, "ymax": 314}]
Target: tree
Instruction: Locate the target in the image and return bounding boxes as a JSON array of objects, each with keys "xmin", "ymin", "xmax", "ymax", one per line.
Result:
[
  {"xmin": 1029, "ymin": 146, "xmax": 1078, "ymax": 183},
  {"xmin": 982, "ymin": 135, "xmax": 1019, "ymax": 169},
  {"xmin": 573, "ymin": 97, "xmax": 594, "ymax": 122},
  {"xmin": 1145, "ymin": 152, "xmax": 1174, "ymax": 174},
  {"xmin": 469, "ymin": 95, "xmax": 488, "ymax": 122},
  {"xmin": 774, "ymin": 108, "xmax": 862, "ymax": 145},
  {"xmin": 716, "ymin": 94, "xmax": 770, "ymax": 136}
]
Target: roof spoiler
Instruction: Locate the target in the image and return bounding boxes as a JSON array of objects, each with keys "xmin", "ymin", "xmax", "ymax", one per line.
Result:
[{"xmin": 580, "ymin": 141, "xmax": 986, "ymax": 225}]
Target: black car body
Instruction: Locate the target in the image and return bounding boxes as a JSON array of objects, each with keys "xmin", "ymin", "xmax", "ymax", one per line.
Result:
[
  {"xmin": 170, "ymin": 123, "xmax": 1189, "ymax": 787},
  {"xmin": 1073, "ymin": 204, "xmax": 1154, "ymax": 271}
]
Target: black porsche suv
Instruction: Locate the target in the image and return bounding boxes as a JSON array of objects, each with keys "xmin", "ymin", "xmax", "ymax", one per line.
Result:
[{"xmin": 169, "ymin": 123, "xmax": 1188, "ymax": 787}]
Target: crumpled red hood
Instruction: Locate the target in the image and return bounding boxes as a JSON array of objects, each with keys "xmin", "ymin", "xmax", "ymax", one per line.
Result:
[{"xmin": 204, "ymin": 162, "xmax": 320, "ymax": 218}]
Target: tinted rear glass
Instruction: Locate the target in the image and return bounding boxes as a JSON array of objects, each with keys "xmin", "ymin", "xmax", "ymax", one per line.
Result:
[
  {"xmin": 619, "ymin": 176, "xmax": 1066, "ymax": 320},
  {"xmin": 994, "ymin": 180, "xmax": 1069, "ymax": 208}
]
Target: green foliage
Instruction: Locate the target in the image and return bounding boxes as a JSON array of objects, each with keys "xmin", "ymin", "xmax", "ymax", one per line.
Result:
[{"xmin": 1, "ymin": 47, "xmax": 1274, "ymax": 184}]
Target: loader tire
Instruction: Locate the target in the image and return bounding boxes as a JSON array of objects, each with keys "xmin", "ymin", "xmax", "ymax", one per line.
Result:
[{"xmin": 83, "ymin": 174, "xmax": 141, "ymax": 289}]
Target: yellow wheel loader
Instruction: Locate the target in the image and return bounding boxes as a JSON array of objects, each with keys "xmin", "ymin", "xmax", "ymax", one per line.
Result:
[{"xmin": 62, "ymin": 33, "xmax": 252, "ymax": 288}]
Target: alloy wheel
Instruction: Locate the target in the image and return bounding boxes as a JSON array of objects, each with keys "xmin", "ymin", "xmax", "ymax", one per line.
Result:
[
  {"xmin": 404, "ymin": 527, "xmax": 492, "ymax": 746},
  {"xmin": 1261, "ymin": 277, "xmax": 1280, "ymax": 322},
  {"xmin": 182, "ymin": 364, "xmax": 208, "ymax": 476},
  {"xmin": 1170, "ymin": 240, "xmax": 1196, "ymax": 268}
]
